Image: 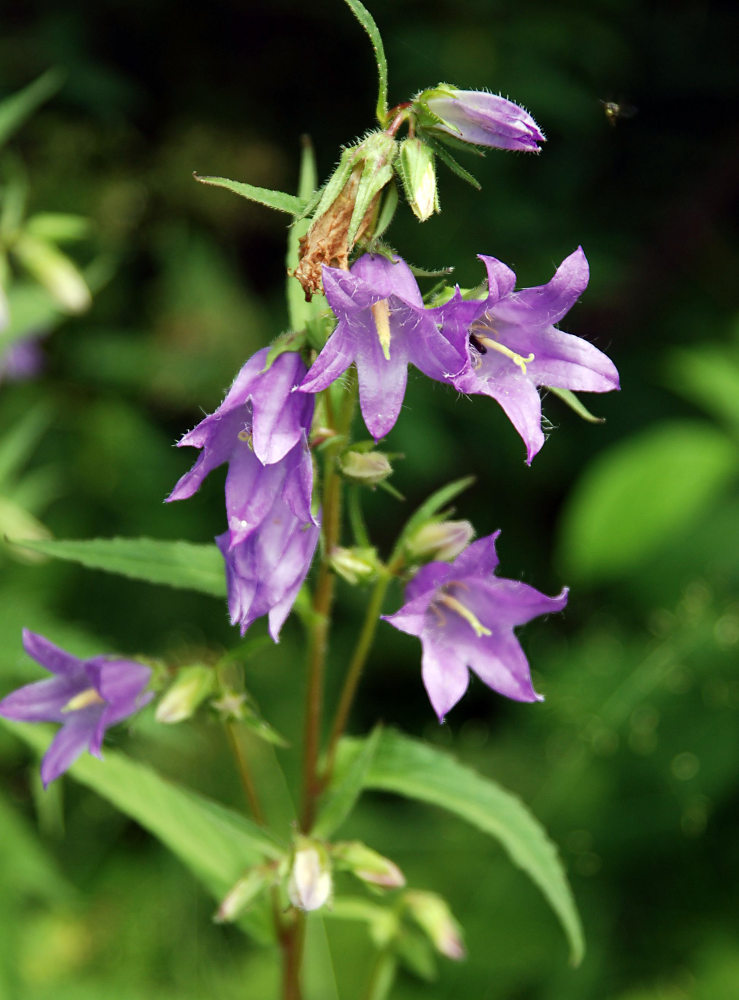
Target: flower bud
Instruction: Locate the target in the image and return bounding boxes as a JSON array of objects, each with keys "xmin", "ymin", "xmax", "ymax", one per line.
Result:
[
  {"xmin": 332, "ymin": 841, "xmax": 405, "ymax": 888},
  {"xmin": 214, "ymin": 865, "xmax": 270, "ymax": 923},
  {"xmin": 287, "ymin": 840, "xmax": 332, "ymax": 912},
  {"xmin": 403, "ymin": 890, "xmax": 465, "ymax": 960},
  {"xmin": 329, "ymin": 547, "xmax": 380, "ymax": 586},
  {"xmin": 405, "ymin": 520, "xmax": 475, "ymax": 564},
  {"xmin": 339, "ymin": 449, "xmax": 392, "ymax": 486},
  {"xmin": 414, "ymin": 84, "xmax": 545, "ymax": 153},
  {"xmin": 294, "ymin": 131, "xmax": 398, "ymax": 299},
  {"xmin": 155, "ymin": 665, "xmax": 214, "ymax": 724},
  {"xmin": 396, "ymin": 138, "xmax": 439, "ymax": 222}
]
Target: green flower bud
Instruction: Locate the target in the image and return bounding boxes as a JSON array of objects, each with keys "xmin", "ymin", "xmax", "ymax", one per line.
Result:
[
  {"xmin": 403, "ymin": 890, "xmax": 465, "ymax": 960},
  {"xmin": 287, "ymin": 839, "xmax": 332, "ymax": 912},
  {"xmin": 214, "ymin": 865, "xmax": 271, "ymax": 923},
  {"xmin": 339, "ymin": 449, "xmax": 393, "ymax": 486},
  {"xmin": 332, "ymin": 841, "xmax": 405, "ymax": 888},
  {"xmin": 405, "ymin": 520, "xmax": 475, "ymax": 564},
  {"xmin": 329, "ymin": 546, "xmax": 380, "ymax": 586},
  {"xmin": 396, "ymin": 138, "xmax": 439, "ymax": 222},
  {"xmin": 155, "ymin": 665, "xmax": 214, "ymax": 724}
]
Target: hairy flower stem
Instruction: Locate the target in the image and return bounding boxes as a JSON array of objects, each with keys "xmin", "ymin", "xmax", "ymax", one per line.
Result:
[
  {"xmin": 299, "ymin": 372, "xmax": 357, "ymax": 832},
  {"xmin": 323, "ymin": 571, "xmax": 391, "ymax": 783},
  {"xmin": 223, "ymin": 719, "xmax": 266, "ymax": 825}
]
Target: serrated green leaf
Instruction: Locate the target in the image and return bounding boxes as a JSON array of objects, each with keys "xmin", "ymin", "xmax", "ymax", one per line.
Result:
[
  {"xmin": 547, "ymin": 386, "xmax": 605, "ymax": 424},
  {"xmin": 312, "ymin": 724, "xmax": 381, "ymax": 837},
  {"xmin": 390, "ymin": 476, "xmax": 475, "ymax": 562},
  {"xmin": 0, "ymin": 69, "xmax": 63, "ymax": 149},
  {"xmin": 193, "ymin": 173, "xmax": 306, "ymax": 215},
  {"xmin": 13, "ymin": 536, "xmax": 227, "ymax": 597},
  {"xmin": 337, "ymin": 728, "xmax": 584, "ymax": 965},
  {"xmin": 557, "ymin": 420, "xmax": 737, "ymax": 582},
  {"xmin": 342, "ymin": 0, "xmax": 388, "ymax": 125},
  {"xmin": 1, "ymin": 719, "xmax": 282, "ymax": 943}
]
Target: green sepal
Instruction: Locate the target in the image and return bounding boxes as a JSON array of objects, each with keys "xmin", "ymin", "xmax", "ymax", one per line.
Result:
[
  {"xmin": 422, "ymin": 135, "xmax": 482, "ymax": 190},
  {"xmin": 0, "ymin": 69, "xmax": 64, "ymax": 149},
  {"xmin": 371, "ymin": 180, "xmax": 399, "ymax": 242},
  {"xmin": 342, "ymin": 0, "xmax": 389, "ymax": 125},
  {"xmin": 305, "ymin": 148, "xmax": 355, "ymax": 232},
  {"xmin": 347, "ymin": 133, "xmax": 398, "ymax": 246},
  {"xmin": 547, "ymin": 386, "xmax": 606, "ymax": 424},
  {"xmin": 264, "ymin": 329, "xmax": 308, "ymax": 370},
  {"xmin": 193, "ymin": 172, "xmax": 307, "ymax": 216},
  {"xmin": 410, "ymin": 264, "xmax": 455, "ymax": 280}
]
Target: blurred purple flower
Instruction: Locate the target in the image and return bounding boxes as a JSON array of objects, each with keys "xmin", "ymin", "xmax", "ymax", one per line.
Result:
[
  {"xmin": 0, "ymin": 630, "xmax": 152, "ymax": 787},
  {"xmin": 298, "ymin": 254, "xmax": 468, "ymax": 440},
  {"xmin": 0, "ymin": 336, "xmax": 45, "ymax": 384},
  {"xmin": 167, "ymin": 347, "xmax": 315, "ymax": 546},
  {"xmin": 217, "ymin": 495, "xmax": 320, "ymax": 640},
  {"xmin": 383, "ymin": 533, "xmax": 567, "ymax": 721},
  {"xmin": 417, "ymin": 87, "xmax": 545, "ymax": 152},
  {"xmin": 452, "ymin": 247, "xmax": 620, "ymax": 463}
]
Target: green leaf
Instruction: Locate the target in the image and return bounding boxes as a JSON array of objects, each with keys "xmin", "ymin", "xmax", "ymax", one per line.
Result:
[
  {"xmin": 13, "ymin": 536, "xmax": 227, "ymax": 597},
  {"xmin": 547, "ymin": 386, "xmax": 605, "ymax": 424},
  {"xmin": 0, "ymin": 403, "xmax": 51, "ymax": 486},
  {"xmin": 312, "ymin": 724, "xmax": 381, "ymax": 837},
  {"xmin": 390, "ymin": 476, "xmax": 475, "ymax": 562},
  {"xmin": 0, "ymin": 791, "xmax": 72, "ymax": 901},
  {"xmin": 342, "ymin": 0, "xmax": 388, "ymax": 125},
  {"xmin": 1, "ymin": 720, "xmax": 283, "ymax": 942},
  {"xmin": 557, "ymin": 420, "xmax": 737, "ymax": 582},
  {"xmin": 193, "ymin": 173, "xmax": 306, "ymax": 215},
  {"xmin": 665, "ymin": 345, "xmax": 739, "ymax": 435},
  {"xmin": 0, "ymin": 69, "xmax": 63, "ymax": 149},
  {"xmin": 337, "ymin": 728, "xmax": 584, "ymax": 965},
  {"xmin": 0, "ymin": 282, "xmax": 63, "ymax": 352},
  {"xmin": 287, "ymin": 136, "xmax": 322, "ymax": 331}
]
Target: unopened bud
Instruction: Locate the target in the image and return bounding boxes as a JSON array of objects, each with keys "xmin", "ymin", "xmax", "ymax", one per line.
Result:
[
  {"xmin": 287, "ymin": 840, "xmax": 332, "ymax": 912},
  {"xmin": 406, "ymin": 520, "xmax": 475, "ymax": 563},
  {"xmin": 330, "ymin": 547, "xmax": 380, "ymax": 586},
  {"xmin": 214, "ymin": 866, "xmax": 270, "ymax": 923},
  {"xmin": 332, "ymin": 841, "xmax": 405, "ymax": 888},
  {"xmin": 396, "ymin": 138, "xmax": 439, "ymax": 222},
  {"xmin": 155, "ymin": 665, "xmax": 214, "ymax": 724},
  {"xmin": 403, "ymin": 890, "xmax": 465, "ymax": 960},
  {"xmin": 339, "ymin": 450, "xmax": 392, "ymax": 486}
]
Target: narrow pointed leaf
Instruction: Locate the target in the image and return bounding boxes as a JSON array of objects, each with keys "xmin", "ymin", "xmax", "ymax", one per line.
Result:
[
  {"xmin": 336, "ymin": 728, "xmax": 584, "ymax": 965},
  {"xmin": 342, "ymin": 0, "xmax": 388, "ymax": 125},
  {"xmin": 13, "ymin": 536, "xmax": 227, "ymax": 597},
  {"xmin": 1, "ymin": 719, "xmax": 282, "ymax": 943},
  {"xmin": 0, "ymin": 69, "xmax": 63, "ymax": 149},
  {"xmin": 313, "ymin": 725, "xmax": 382, "ymax": 837},
  {"xmin": 425, "ymin": 136, "xmax": 482, "ymax": 190},
  {"xmin": 0, "ymin": 404, "xmax": 51, "ymax": 486},
  {"xmin": 193, "ymin": 173, "xmax": 307, "ymax": 215}
]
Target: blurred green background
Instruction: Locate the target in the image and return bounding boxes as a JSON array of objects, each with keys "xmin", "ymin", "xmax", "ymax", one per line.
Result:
[{"xmin": 0, "ymin": 0, "xmax": 737, "ymax": 997}]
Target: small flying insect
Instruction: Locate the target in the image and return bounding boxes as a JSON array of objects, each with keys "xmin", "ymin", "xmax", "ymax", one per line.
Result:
[{"xmin": 600, "ymin": 99, "xmax": 638, "ymax": 127}]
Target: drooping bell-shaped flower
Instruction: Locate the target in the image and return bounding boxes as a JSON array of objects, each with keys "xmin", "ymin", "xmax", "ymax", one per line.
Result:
[
  {"xmin": 0, "ymin": 630, "xmax": 152, "ymax": 786},
  {"xmin": 216, "ymin": 494, "xmax": 319, "ymax": 641},
  {"xmin": 167, "ymin": 347, "xmax": 315, "ymax": 546},
  {"xmin": 414, "ymin": 85, "xmax": 546, "ymax": 153},
  {"xmin": 452, "ymin": 247, "xmax": 620, "ymax": 463},
  {"xmin": 383, "ymin": 533, "xmax": 568, "ymax": 721},
  {"xmin": 298, "ymin": 254, "xmax": 468, "ymax": 440}
]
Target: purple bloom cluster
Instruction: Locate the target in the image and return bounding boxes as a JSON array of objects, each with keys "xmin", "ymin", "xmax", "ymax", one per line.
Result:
[
  {"xmin": 299, "ymin": 249, "xmax": 618, "ymax": 462},
  {"xmin": 384, "ymin": 534, "xmax": 568, "ymax": 720},
  {"xmin": 0, "ymin": 630, "xmax": 152, "ymax": 786},
  {"xmin": 168, "ymin": 347, "xmax": 318, "ymax": 638}
]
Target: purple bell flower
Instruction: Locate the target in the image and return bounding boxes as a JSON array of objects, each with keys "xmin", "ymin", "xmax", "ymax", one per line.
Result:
[
  {"xmin": 217, "ymin": 495, "xmax": 320, "ymax": 641},
  {"xmin": 416, "ymin": 86, "xmax": 545, "ymax": 153},
  {"xmin": 452, "ymin": 247, "xmax": 620, "ymax": 463},
  {"xmin": 0, "ymin": 630, "xmax": 152, "ymax": 787},
  {"xmin": 298, "ymin": 254, "xmax": 468, "ymax": 441},
  {"xmin": 167, "ymin": 347, "xmax": 315, "ymax": 546},
  {"xmin": 383, "ymin": 533, "xmax": 568, "ymax": 721}
]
